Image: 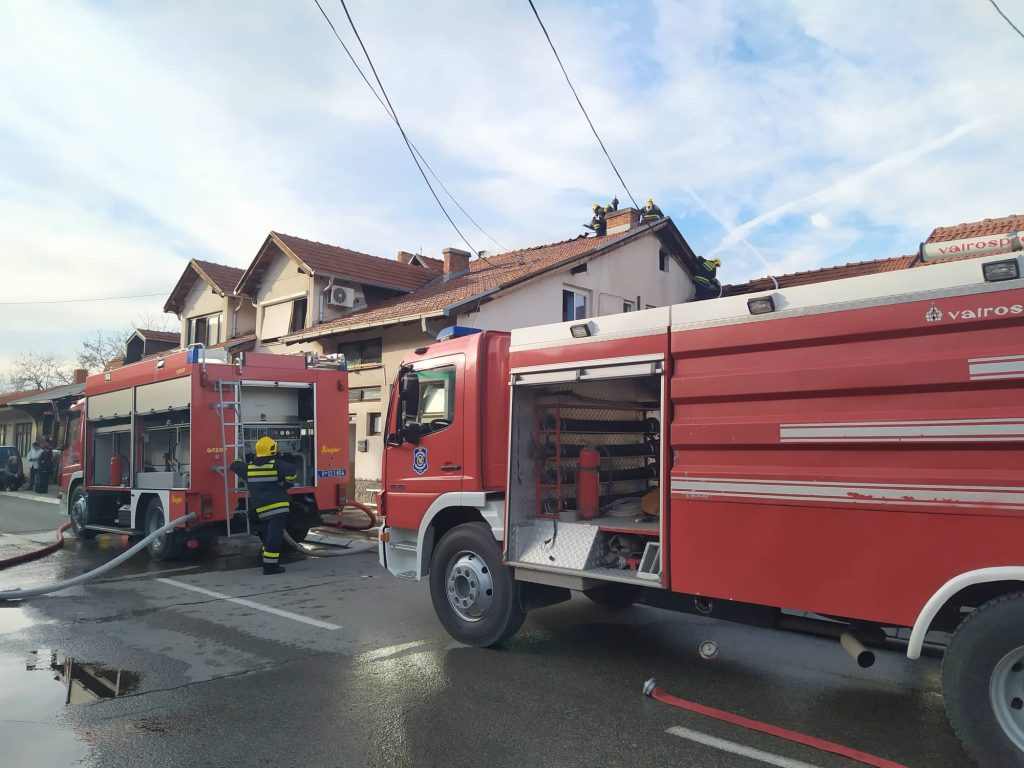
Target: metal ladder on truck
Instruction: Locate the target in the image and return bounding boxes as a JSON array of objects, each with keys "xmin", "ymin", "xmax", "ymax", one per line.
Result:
[{"xmin": 212, "ymin": 380, "xmax": 249, "ymax": 537}]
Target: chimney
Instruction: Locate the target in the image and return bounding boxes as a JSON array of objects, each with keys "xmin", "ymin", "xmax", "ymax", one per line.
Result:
[
  {"xmin": 606, "ymin": 208, "xmax": 640, "ymax": 235},
  {"xmin": 73, "ymin": 368, "xmax": 88, "ymax": 384},
  {"xmin": 442, "ymin": 248, "xmax": 471, "ymax": 280},
  {"xmin": 396, "ymin": 250, "xmax": 417, "ymax": 264}
]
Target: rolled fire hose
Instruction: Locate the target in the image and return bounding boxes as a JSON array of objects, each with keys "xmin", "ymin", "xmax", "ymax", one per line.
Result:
[{"xmin": 0, "ymin": 512, "xmax": 197, "ymax": 602}]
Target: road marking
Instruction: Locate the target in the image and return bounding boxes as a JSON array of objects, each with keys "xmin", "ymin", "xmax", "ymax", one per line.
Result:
[
  {"xmin": 667, "ymin": 726, "xmax": 821, "ymax": 768},
  {"xmin": 157, "ymin": 578, "xmax": 341, "ymax": 630},
  {"xmin": 4, "ymin": 492, "xmax": 60, "ymax": 505}
]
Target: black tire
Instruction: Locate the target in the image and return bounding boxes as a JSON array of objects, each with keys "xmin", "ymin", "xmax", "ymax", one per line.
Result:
[
  {"xmin": 584, "ymin": 583, "xmax": 641, "ymax": 608},
  {"xmin": 145, "ymin": 498, "xmax": 185, "ymax": 562},
  {"xmin": 942, "ymin": 592, "xmax": 1024, "ymax": 767},
  {"xmin": 429, "ymin": 522, "xmax": 525, "ymax": 647},
  {"xmin": 68, "ymin": 485, "xmax": 98, "ymax": 540}
]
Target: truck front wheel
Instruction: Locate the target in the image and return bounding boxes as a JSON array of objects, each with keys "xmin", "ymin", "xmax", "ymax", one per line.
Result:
[
  {"xmin": 942, "ymin": 592, "xmax": 1024, "ymax": 767},
  {"xmin": 429, "ymin": 522, "xmax": 525, "ymax": 647},
  {"xmin": 69, "ymin": 486, "xmax": 98, "ymax": 540}
]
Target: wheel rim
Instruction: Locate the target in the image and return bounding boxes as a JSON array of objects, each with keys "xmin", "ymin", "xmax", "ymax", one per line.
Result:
[
  {"xmin": 990, "ymin": 645, "xmax": 1024, "ymax": 752},
  {"xmin": 444, "ymin": 550, "xmax": 494, "ymax": 622},
  {"xmin": 71, "ymin": 493, "xmax": 88, "ymax": 532},
  {"xmin": 148, "ymin": 508, "xmax": 166, "ymax": 552}
]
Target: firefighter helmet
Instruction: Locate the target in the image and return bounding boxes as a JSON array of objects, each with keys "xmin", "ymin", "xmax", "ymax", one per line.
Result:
[
  {"xmin": 255, "ymin": 436, "xmax": 278, "ymax": 458},
  {"xmin": 592, "ymin": 203, "xmax": 601, "ymax": 211},
  {"xmin": 646, "ymin": 198, "xmax": 654, "ymax": 206}
]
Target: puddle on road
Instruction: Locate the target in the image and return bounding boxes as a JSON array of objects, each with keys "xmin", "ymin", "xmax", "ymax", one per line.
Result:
[{"xmin": 18, "ymin": 650, "xmax": 141, "ymax": 704}]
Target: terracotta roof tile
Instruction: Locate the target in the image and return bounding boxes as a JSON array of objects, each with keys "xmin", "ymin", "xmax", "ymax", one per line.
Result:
[
  {"xmin": 135, "ymin": 329, "xmax": 181, "ymax": 345},
  {"xmin": 723, "ymin": 254, "xmax": 917, "ymax": 295},
  {"xmin": 273, "ymin": 233, "xmax": 436, "ymax": 292},
  {"xmin": 926, "ymin": 213, "xmax": 1024, "ymax": 243},
  {"xmin": 192, "ymin": 260, "xmax": 245, "ymax": 295},
  {"xmin": 284, "ymin": 222, "xmax": 667, "ymax": 340}
]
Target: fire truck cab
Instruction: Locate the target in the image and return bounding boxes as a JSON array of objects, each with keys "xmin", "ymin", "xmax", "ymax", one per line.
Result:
[
  {"xmin": 59, "ymin": 347, "xmax": 350, "ymax": 560},
  {"xmin": 379, "ymin": 251, "xmax": 1024, "ymax": 765}
]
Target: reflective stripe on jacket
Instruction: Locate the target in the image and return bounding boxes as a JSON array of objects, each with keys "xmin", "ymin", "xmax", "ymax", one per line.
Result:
[{"xmin": 230, "ymin": 457, "xmax": 297, "ymax": 518}]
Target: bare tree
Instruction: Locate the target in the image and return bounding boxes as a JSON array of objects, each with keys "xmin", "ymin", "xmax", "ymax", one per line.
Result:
[
  {"xmin": 77, "ymin": 330, "xmax": 129, "ymax": 373},
  {"xmin": 5, "ymin": 352, "xmax": 73, "ymax": 392},
  {"xmin": 76, "ymin": 312, "xmax": 180, "ymax": 372}
]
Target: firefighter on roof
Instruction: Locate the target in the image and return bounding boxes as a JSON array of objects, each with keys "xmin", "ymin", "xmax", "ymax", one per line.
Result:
[
  {"xmin": 641, "ymin": 198, "xmax": 664, "ymax": 222},
  {"xmin": 231, "ymin": 436, "xmax": 297, "ymax": 576},
  {"xmin": 584, "ymin": 204, "xmax": 607, "ymax": 236},
  {"xmin": 693, "ymin": 256, "xmax": 722, "ymax": 300}
]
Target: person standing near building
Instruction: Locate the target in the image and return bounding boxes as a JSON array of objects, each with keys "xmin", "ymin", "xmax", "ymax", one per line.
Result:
[
  {"xmin": 230, "ymin": 436, "xmax": 297, "ymax": 575},
  {"xmin": 35, "ymin": 438, "xmax": 53, "ymax": 494},
  {"xmin": 26, "ymin": 441, "xmax": 41, "ymax": 491}
]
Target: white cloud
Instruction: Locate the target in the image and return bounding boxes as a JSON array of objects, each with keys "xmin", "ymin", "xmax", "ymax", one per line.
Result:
[{"xmin": 1, "ymin": 0, "xmax": 1022, "ymax": 379}]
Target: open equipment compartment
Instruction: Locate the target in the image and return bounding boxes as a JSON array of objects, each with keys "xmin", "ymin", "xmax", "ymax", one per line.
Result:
[{"xmin": 506, "ymin": 358, "xmax": 665, "ymax": 587}]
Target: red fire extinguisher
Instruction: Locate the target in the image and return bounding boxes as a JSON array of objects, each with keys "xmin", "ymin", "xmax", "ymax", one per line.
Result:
[
  {"xmin": 577, "ymin": 446, "xmax": 601, "ymax": 519},
  {"xmin": 109, "ymin": 454, "xmax": 124, "ymax": 487}
]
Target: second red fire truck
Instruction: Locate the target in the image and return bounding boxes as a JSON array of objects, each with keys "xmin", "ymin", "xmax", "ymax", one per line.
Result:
[
  {"xmin": 378, "ymin": 249, "xmax": 1024, "ymax": 766},
  {"xmin": 59, "ymin": 348, "xmax": 350, "ymax": 560}
]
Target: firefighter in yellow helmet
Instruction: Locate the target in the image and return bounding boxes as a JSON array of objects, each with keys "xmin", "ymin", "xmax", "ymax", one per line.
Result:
[
  {"xmin": 693, "ymin": 256, "xmax": 722, "ymax": 300},
  {"xmin": 584, "ymin": 203, "xmax": 607, "ymax": 236},
  {"xmin": 641, "ymin": 198, "xmax": 664, "ymax": 222},
  {"xmin": 230, "ymin": 436, "xmax": 297, "ymax": 575}
]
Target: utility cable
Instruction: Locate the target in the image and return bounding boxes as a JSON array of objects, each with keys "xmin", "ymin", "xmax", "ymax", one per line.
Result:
[
  {"xmin": 986, "ymin": 0, "xmax": 1024, "ymax": 40},
  {"xmin": 315, "ymin": 0, "xmax": 485, "ymax": 260},
  {"xmin": 314, "ymin": 0, "xmax": 507, "ymax": 253},
  {"xmin": 311, "ymin": 1, "xmax": 504, "ymax": 252},
  {"xmin": 0, "ymin": 292, "xmax": 167, "ymax": 306},
  {"xmin": 527, "ymin": 0, "xmax": 642, "ymax": 213}
]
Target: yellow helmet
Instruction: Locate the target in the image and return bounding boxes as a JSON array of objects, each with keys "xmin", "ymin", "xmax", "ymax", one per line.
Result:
[
  {"xmin": 592, "ymin": 203, "xmax": 601, "ymax": 211},
  {"xmin": 255, "ymin": 436, "xmax": 277, "ymax": 458},
  {"xmin": 646, "ymin": 198, "xmax": 653, "ymax": 206},
  {"xmin": 709, "ymin": 258, "xmax": 721, "ymax": 268}
]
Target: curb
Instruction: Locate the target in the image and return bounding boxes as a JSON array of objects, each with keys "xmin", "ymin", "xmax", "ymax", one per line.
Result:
[{"xmin": 3, "ymin": 492, "xmax": 60, "ymax": 506}]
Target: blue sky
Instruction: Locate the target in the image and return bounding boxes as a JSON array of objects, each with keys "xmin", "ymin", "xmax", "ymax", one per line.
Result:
[{"xmin": 1, "ymin": 0, "xmax": 1021, "ymax": 375}]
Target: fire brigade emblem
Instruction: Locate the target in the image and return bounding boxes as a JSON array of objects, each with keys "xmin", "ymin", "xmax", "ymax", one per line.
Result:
[
  {"xmin": 925, "ymin": 304, "xmax": 943, "ymax": 323},
  {"xmin": 412, "ymin": 447, "xmax": 428, "ymax": 475}
]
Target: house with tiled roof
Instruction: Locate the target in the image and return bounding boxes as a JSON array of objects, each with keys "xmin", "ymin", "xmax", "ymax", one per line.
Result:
[
  {"xmin": 164, "ymin": 259, "xmax": 253, "ymax": 352},
  {"xmin": 723, "ymin": 213, "xmax": 1022, "ymax": 296},
  {"xmin": 0, "ymin": 371, "xmax": 88, "ymax": 457},
  {"xmin": 222, "ymin": 208, "xmax": 699, "ymax": 500},
  {"xmin": 124, "ymin": 328, "xmax": 182, "ymax": 365}
]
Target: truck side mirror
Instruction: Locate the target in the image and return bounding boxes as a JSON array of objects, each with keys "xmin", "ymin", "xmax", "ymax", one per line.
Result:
[{"xmin": 400, "ymin": 371, "xmax": 420, "ymax": 423}]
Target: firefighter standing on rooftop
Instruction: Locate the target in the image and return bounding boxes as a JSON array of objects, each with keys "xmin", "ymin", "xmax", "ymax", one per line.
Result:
[
  {"xmin": 641, "ymin": 198, "xmax": 664, "ymax": 222},
  {"xmin": 231, "ymin": 436, "xmax": 296, "ymax": 576}
]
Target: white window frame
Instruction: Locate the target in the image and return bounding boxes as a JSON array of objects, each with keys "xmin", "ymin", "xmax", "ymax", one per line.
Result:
[
  {"xmin": 187, "ymin": 312, "xmax": 223, "ymax": 347},
  {"xmin": 562, "ymin": 286, "xmax": 590, "ymax": 322}
]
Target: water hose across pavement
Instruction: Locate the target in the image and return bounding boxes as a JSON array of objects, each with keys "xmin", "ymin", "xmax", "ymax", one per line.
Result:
[
  {"xmin": 642, "ymin": 678, "xmax": 909, "ymax": 768},
  {"xmin": 0, "ymin": 513, "xmax": 197, "ymax": 602},
  {"xmin": 0, "ymin": 521, "xmax": 72, "ymax": 570}
]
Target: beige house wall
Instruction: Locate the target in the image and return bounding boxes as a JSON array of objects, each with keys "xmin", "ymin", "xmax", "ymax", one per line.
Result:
[{"xmin": 179, "ymin": 280, "xmax": 230, "ymax": 345}]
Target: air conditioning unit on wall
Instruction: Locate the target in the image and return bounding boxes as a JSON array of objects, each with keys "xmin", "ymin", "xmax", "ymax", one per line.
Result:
[{"xmin": 328, "ymin": 285, "xmax": 356, "ymax": 308}]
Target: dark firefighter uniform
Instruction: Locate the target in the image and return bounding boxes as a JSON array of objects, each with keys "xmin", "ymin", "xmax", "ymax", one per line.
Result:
[
  {"xmin": 230, "ymin": 436, "xmax": 296, "ymax": 575},
  {"xmin": 693, "ymin": 256, "xmax": 722, "ymax": 300},
  {"xmin": 584, "ymin": 204, "xmax": 607, "ymax": 236},
  {"xmin": 640, "ymin": 198, "xmax": 664, "ymax": 222}
]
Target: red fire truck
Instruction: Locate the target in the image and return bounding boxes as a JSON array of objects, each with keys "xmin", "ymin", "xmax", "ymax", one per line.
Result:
[
  {"xmin": 378, "ymin": 251, "xmax": 1024, "ymax": 765},
  {"xmin": 59, "ymin": 348, "xmax": 349, "ymax": 560}
]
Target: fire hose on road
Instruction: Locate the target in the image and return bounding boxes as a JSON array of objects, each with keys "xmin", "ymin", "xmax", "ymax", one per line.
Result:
[
  {"xmin": 0, "ymin": 513, "xmax": 197, "ymax": 602},
  {"xmin": 0, "ymin": 521, "xmax": 73, "ymax": 571}
]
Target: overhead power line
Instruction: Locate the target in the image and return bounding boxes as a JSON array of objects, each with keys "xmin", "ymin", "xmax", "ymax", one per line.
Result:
[
  {"xmin": 312, "ymin": 0, "xmax": 490, "ymax": 259},
  {"xmin": 526, "ymin": 0, "xmax": 643, "ymax": 213},
  {"xmin": 0, "ymin": 292, "xmax": 167, "ymax": 306},
  {"xmin": 986, "ymin": 0, "xmax": 1024, "ymax": 40},
  {"xmin": 313, "ymin": 0, "xmax": 506, "ymax": 253}
]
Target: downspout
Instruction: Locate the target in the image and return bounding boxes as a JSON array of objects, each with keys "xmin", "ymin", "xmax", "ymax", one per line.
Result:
[{"xmin": 319, "ymin": 277, "xmax": 333, "ymax": 324}]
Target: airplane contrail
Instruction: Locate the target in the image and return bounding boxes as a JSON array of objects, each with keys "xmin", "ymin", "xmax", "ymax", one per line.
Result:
[{"xmin": 705, "ymin": 120, "xmax": 983, "ymax": 258}]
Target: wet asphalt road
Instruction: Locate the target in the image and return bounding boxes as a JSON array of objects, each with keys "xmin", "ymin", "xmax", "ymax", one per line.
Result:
[{"xmin": 0, "ymin": 494, "xmax": 973, "ymax": 768}]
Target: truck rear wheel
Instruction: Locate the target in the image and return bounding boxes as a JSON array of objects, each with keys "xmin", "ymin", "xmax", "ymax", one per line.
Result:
[
  {"xmin": 145, "ymin": 498, "xmax": 185, "ymax": 562},
  {"xmin": 69, "ymin": 486, "xmax": 98, "ymax": 540},
  {"xmin": 942, "ymin": 592, "xmax": 1024, "ymax": 767},
  {"xmin": 429, "ymin": 522, "xmax": 525, "ymax": 647}
]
